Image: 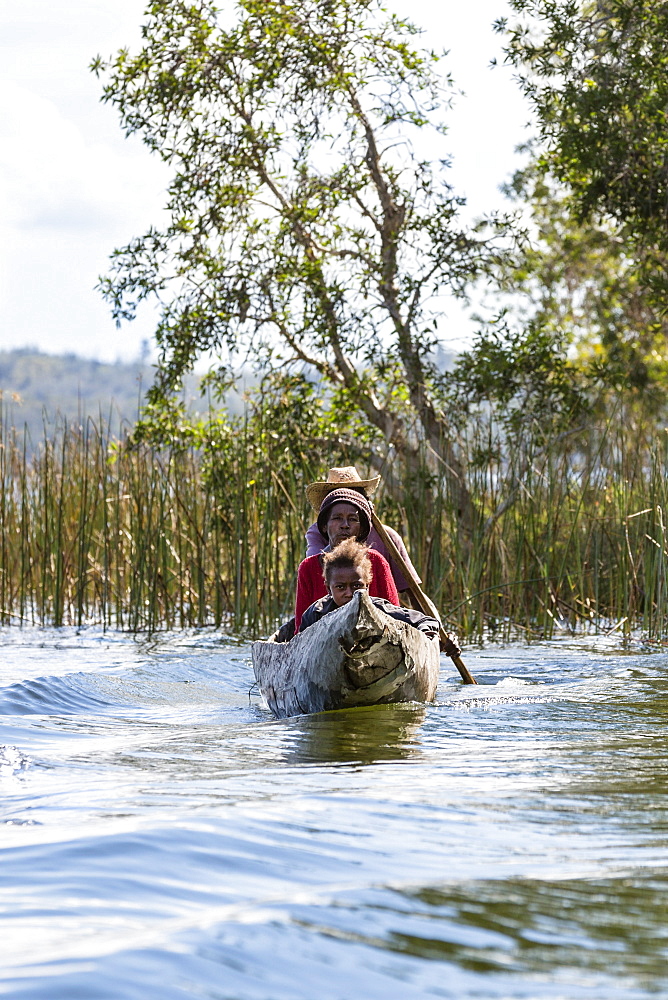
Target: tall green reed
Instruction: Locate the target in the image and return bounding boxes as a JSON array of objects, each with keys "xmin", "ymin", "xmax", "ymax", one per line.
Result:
[{"xmin": 2, "ymin": 399, "xmax": 668, "ymax": 640}]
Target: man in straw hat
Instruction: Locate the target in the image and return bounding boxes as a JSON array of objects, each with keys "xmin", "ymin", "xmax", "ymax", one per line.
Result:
[{"xmin": 304, "ymin": 467, "xmax": 420, "ymax": 594}]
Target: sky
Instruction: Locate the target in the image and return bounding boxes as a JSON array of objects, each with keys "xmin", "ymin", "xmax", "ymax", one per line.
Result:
[{"xmin": 0, "ymin": 1, "xmax": 530, "ymax": 364}]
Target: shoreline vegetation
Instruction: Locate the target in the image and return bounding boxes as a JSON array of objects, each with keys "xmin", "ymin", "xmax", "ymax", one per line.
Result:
[
  {"xmin": 67, "ymin": 1, "xmax": 668, "ymax": 651},
  {"xmin": 2, "ymin": 403, "xmax": 668, "ymax": 645}
]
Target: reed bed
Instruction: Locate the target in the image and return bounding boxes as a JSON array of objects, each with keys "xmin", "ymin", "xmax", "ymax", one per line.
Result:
[
  {"xmin": 0, "ymin": 408, "xmax": 333, "ymax": 635},
  {"xmin": 2, "ymin": 403, "xmax": 668, "ymax": 641}
]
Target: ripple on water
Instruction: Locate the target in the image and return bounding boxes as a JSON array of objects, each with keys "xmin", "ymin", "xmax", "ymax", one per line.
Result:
[
  {"xmin": 2, "ymin": 629, "xmax": 668, "ymax": 998},
  {"xmin": 0, "ymin": 743, "xmax": 29, "ymax": 774},
  {"xmin": 4, "ymin": 870, "xmax": 668, "ymax": 999}
]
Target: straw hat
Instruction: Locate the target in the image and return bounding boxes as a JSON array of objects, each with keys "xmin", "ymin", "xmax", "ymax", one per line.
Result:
[{"xmin": 306, "ymin": 466, "xmax": 381, "ymax": 514}]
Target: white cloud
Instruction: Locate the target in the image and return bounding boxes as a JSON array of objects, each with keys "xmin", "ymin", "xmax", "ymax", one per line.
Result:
[
  {"xmin": 0, "ymin": 82, "xmax": 167, "ymax": 232},
  {"xmin": 0, "ymin": 1, "xmax": 169, "ymax": 361}
]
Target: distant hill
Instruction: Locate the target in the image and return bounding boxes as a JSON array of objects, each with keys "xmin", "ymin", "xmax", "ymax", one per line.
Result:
[
  {"xmin": 0, "ymin": 348, "xmax": 252, "ymax": 444},
  {"xmin": 0, "ymin": 349, "xmax": 155, "ymax": 442},
  {"xmin": 0, "ymin": 345, "xmax": 456, "ymax": 444}
]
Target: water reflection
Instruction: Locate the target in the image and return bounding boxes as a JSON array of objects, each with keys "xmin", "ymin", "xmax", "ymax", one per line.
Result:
[
  {"xmin": 282, "ymin": 703, "xmax": 426, "ymax": 765},
  {"xmin": 8, "ymin": 631, "xmax": 668, "ymax": 999},
  {"xmin": 388, "ymin": 875, "xmax": 668, "ymax": 987}
]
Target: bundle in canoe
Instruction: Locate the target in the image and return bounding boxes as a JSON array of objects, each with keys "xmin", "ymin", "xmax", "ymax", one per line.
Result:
[{"xmin": 251, "ymin": 590, "xmax": 439, "ymax": 719}]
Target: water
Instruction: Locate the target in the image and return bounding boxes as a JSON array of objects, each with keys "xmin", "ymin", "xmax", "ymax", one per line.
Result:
[{"xmin": 2, "ymin": 628, "xmax": 668, "ymax": 999}]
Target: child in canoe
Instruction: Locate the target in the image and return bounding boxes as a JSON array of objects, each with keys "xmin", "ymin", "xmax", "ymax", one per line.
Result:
[
  {"xmin": 293, "ymin": 487, "xmax": 400, "ymax": 631},
  {"xmin": 299, "ymin": 538, "xmax": 440, "ymax": 638}
]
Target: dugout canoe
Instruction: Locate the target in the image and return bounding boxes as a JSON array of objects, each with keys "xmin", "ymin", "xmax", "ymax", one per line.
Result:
[{"xmin": 251, "ymin": 590, "xmax": 440, "ymax": 719}]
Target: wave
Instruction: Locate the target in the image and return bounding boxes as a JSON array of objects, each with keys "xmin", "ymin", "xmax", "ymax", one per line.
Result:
[
  {"xmin": 0, "ymin": 674, "xmax": 122, "ymax": 716},
  {"xmin": 0, "ymin": 743, "xmax": 30, "ymax": 774}
]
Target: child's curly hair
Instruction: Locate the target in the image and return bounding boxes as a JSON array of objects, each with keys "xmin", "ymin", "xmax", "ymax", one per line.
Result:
[{"xmin": 322, "ymin": 538, "xmax": 373, "ymax": 585}]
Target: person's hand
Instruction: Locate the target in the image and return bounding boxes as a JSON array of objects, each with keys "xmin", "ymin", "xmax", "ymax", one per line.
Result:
[{"xmin": 439, "ymin": 630, "xmax": 461, "ymax": 657}]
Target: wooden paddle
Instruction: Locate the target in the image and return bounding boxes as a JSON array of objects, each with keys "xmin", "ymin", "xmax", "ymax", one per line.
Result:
[{"xmin": 370, "ymin": 513, "xmax": 477, "ymax": 685}]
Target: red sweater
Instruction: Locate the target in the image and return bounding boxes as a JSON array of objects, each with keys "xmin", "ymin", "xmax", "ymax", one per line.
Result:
[{"xmin": 294, "ymin": 549, "xmax": 400, "ymax": 630}]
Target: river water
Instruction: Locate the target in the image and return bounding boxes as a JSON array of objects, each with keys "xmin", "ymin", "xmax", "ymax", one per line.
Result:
[{"xmin": 1, "ymin": 627, "xmax": 668, "ymax": 999}]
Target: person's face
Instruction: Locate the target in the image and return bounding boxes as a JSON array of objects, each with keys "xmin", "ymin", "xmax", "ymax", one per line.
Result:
[
  {"xmin": 327, "ymin": 566, "xmax": 367, "ymax": 607},
  {"xmin": 326, "ymin": 502, "xmax": 362, "ymax": 547}
]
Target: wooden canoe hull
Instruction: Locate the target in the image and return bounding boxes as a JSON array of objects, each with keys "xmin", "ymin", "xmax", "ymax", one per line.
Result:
[{"xmin": 251, "ymin": 591, "xmax": 439, "ymax": 718}]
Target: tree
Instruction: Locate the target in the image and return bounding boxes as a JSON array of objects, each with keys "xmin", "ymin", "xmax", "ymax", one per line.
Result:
[
  {"xmin": 93, "ymin": 0, "xmax": 512, "ymax": 535},
  {"xmin": 496, "ymin": 166, "xmax": 668, "ymax": 404},
  {"xmin": 497, "ymin": 2, "xmax": 668, "ymax": 418},
  {"xmin": 501, "ymin": 0, "xmax": 668, "ymax": 253}
]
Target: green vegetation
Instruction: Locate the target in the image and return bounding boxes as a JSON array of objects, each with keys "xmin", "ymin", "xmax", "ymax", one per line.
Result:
[
  {"xmin": 4, "ymin": 3, "xmax": 666, "ymax": 641},
  {"xmin": 93, "ymin": 0, "xmax": 514, "ymax": 539},
  {"xmin": 3, "ymin": 394, "xmax": 668, "ymax": 643},
  {"xmin": 503, "ymin": 0, "xmax": 668, "ymax": 252},
  {"xmin": 496, "ymin": 1, "xmax": 668, "ymax": 397},
  {"xmin": 92, "ymin": 0, "xmax": 668, "ymax": 549}
]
